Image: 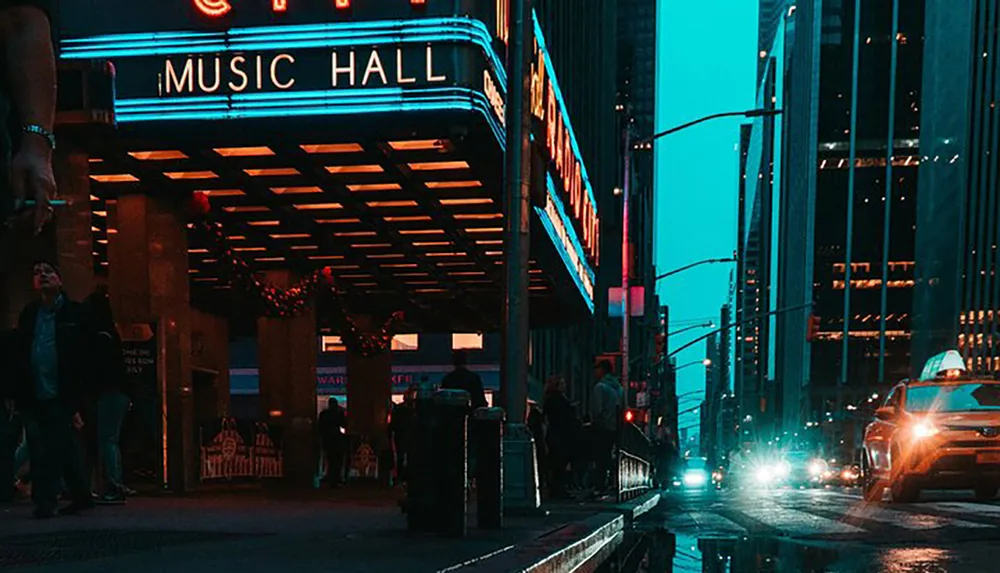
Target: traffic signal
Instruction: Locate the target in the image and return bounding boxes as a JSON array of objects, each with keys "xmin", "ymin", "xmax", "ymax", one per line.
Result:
[
  {"xmin": 806, "ymin": 314, "xmax": 821, "ymax": 342},
  {"xmin": 654, "ymin": 333, "xmax": 666, "ymax": 363}
]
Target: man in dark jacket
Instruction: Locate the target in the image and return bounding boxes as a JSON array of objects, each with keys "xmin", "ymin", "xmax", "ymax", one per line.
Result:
[
  {"xmin": 11, "ymin": 261, "xmax": 96, "ymax": 518},
  {"xmin": 440, "ymin": 350, "xmax": 488, "ymax": 409}
]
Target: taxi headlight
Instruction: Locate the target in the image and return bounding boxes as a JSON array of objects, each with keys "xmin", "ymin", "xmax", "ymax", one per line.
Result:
[
  {"xmin": 911, "ymin": 420, "xmax": 940, "ymax": 440},
  {"xmin": 808, "ymin": 461, "xmax": 824, "ymax": 477}
]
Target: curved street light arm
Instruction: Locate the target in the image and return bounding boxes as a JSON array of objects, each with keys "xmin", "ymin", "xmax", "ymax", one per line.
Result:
[
  {"xmin": 656, "ymin": 258, "xmax": 737, "ymax": 282},
  {"xmin": 638, "ymin": 109, "xmax": 783, "ymax": 147}
]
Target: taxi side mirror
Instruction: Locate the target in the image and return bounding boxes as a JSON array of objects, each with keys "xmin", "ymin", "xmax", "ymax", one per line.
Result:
[{"xmin": 874, "ymin": 406, "xmax": 896, "ymax": 421}]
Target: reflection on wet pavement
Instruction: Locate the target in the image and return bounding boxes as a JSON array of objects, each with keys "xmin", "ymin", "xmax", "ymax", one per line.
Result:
[{"xmin": 594, "ymin": 528, "xmax": 981, "ymax": 573}]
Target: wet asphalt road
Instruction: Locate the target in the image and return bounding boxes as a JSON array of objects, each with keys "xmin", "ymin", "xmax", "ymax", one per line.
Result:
[{"xmin": 603, "ymin": 486, "xmax": 1000, "ymax": 572}]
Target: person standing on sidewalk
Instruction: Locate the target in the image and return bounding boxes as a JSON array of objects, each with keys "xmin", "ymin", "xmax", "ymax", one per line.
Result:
[
  {"xmin": 11, "ymin": 261, "xmax": 97, "ymax": 518},
  {"xmin": 389, "ymin": 385, "xmax": 417, "ymax": 485},
  {"xmin": 318, "ymin": 397, "xmax": 348, "ymax": 486},
  {"xmin": 85, "ymin": 287, "xmax": 131, "ymax": 504},
  {"xmin": 543, "ymin": 375, "xmax": 579, "ymax": 499},
  {"xmin": 1, "ymin": 0, "xmax": 57, "ymax": 236},
  {"xmin": 589, "ymin": 360, "xmax": 623, "ymax": 495}
]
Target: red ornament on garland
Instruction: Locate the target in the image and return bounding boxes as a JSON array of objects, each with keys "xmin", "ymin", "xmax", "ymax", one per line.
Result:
[{"xmin": 189, "ymin": 191, "xmax": 212, "ymax": 218}]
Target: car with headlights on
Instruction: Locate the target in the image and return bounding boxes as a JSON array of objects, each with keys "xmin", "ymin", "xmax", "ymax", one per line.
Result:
[
  {"xmin": 681, "ymin": 457, "xmax": 712, "ymax": 489},
  {"xmin": 862, "ymin": 365, "xmax": 1000, "ymax": 502}
]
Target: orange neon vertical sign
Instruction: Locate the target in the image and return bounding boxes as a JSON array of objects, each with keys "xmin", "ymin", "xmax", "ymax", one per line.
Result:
[{"xmin": 193, "ymin": 0, "xmax": 232, "ymax": 16}]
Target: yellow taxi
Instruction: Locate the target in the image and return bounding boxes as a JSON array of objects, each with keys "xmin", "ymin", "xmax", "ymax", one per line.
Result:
[{"xmin": 862, "ymin": 351, "xmax": 1000, "ymax": 503}]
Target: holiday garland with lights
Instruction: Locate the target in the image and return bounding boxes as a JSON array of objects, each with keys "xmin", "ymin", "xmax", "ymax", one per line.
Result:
[
  {"xmin": 187, "ymin": 192, "xmax": 404, "ymax": 354},
  {"xmin": 339, "ymin": 312, "xmax": 406, "ymax": 356}
]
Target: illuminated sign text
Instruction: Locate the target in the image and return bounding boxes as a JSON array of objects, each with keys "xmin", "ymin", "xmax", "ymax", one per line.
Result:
[
  {"xmin": 192, "ymin": 0, "xmax": 432, "ymax": 18},
  {"xmin": 530, "ymin": 37, "xmax": 599, "ymax": 263},
  {"xmin": 483, "ymin": 70, "xmax": 505, "ymax": 127},
  {"xmin": 158, "ymin": 45, "xmax": 447, "ymax": 96}
]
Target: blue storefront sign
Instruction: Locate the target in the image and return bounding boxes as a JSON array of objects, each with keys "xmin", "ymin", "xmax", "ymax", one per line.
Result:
[{"xmin": 230, "ymin": 365, "xmax": 500, "ymax": 396}]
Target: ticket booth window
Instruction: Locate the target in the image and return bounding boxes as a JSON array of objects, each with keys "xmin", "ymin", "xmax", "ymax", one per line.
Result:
[
  {"xmin": 392, "ymin": 334, "xmax": 419, "ymax": 351},
  {"xmin": 452, "ymin": 333, "xmax": 484, "ymax": 350}
]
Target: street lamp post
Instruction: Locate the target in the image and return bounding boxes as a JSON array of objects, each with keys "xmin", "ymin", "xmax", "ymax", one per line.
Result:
[{"xmin": 618, "ymin": 108, "xmax": 781, "ymax": 396}]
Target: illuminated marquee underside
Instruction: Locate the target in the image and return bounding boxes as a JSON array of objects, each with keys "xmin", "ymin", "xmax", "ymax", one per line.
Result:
[{"xmin": 63, "ymin": 16, "xmax": 598, "ymax": 313}]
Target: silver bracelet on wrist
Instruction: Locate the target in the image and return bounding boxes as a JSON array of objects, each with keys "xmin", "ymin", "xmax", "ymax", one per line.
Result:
[{"xmin": 22, "ymin": 124, "xmax": 57, "ymax": 151}]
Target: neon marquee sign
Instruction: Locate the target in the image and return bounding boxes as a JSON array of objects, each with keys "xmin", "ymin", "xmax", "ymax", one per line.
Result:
[
  {"xmin": 192, "ymin": 0, "xmax": 426, "ymax": 18},
  {"xmin": 529, "ymin": 18, "xmax": 599, "ymax": 264},
  {"xmin": 159, "ymin": 45, "xmax": 448, "ymax": 96}
]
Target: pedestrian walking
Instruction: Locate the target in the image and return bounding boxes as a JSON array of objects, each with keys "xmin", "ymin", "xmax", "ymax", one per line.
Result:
[
  {"xmin": 543, "ymin": 375, "xmax": 579, "ymax": 499},
  {"xmin": 1, "ymin": 0, "xmax": 57, "ymax": 236},
  {"xmin": 589, "ymin": 360, "xmax": 624, "ymax": 495},
  {"xmin": 85, "ymin": 287, "xmax": 131, "ymax": 504},
  {"xmin": 10, "ymin": 261, "xmax": 96, "ymax": 518},
  {"xmin": 318, "ymin": 397, "xmax": 348, "ymax": 486}
]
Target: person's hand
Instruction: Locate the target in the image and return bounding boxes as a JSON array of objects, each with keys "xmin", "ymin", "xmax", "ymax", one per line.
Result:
[
  {"xmin": 72, "ymin": 412, "xmax": 84, "ymax": 430},
  {"xmin": 11, "ymin": 136, "xmax": 56, "ymax": 235}
]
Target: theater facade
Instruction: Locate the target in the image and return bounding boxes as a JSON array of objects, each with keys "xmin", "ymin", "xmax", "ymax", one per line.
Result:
[{"xmin": 30, "ymin": 0, "xmax": 604, "ymax": 489}]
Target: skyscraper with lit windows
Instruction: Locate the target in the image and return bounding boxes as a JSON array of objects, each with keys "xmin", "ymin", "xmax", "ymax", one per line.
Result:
[{"xmin": 913, "ymin": 0, "xmax": 1000, "ymax": 376}]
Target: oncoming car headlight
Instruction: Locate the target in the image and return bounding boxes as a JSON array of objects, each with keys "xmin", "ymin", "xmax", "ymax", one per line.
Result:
[
  {"xmin": 754, "ymin": 466, "xmax": 772, "ymax": 484},
  {"xmin": 808, "ymin": 461, "xmax": 824, "ymax": 477}
]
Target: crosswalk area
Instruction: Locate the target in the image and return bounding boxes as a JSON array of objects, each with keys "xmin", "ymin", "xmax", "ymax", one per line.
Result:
[{"xmin": 660, "ymin": 489, "xmax": 1000, "ymax": 541}]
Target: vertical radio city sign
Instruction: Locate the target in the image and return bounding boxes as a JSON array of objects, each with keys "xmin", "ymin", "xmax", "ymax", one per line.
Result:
[{"xmin": 529, "ymin": 25, "xmax": 600, "ymax": 265}]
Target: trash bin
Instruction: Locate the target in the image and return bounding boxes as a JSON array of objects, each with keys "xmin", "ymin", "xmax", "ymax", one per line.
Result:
[
  {"xmin": 434, "ymin": 389, "xmax": 470, "ymax": 537},
  {"xmin": 474, "ymin": 407, "xmax": 505, "ymax": 529}
]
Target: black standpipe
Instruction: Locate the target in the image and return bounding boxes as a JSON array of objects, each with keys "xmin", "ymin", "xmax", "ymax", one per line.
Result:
[
  {"xmin": 434, "ymin": 389, "xmax": 470, "ymax": 538},
  {"xmin": 474, "ymin": 407, "xmax": 505, "ymax": 529},
  {"xmin": 405, "ymin": 384, "xmax": 437, "ymax": 533}
]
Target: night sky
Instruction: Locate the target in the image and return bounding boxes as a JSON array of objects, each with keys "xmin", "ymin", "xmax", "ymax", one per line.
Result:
[{"xmin": 655, "ymin": 0, "xmax": 758, "ymax": 443}]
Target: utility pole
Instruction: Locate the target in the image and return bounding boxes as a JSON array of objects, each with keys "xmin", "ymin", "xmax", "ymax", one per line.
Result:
[
  {"xmin": 501, "ymin": 0, "xmax": 538, "ymax": 512},
  {"xmin": 621, "ymin": 128, "xmax": 632, "ymax": 393}
]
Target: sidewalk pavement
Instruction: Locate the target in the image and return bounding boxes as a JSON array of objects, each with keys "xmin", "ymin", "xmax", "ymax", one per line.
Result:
[{"xmin": 0, "ymin": 487, "xmax": 660, "ymax": 573}]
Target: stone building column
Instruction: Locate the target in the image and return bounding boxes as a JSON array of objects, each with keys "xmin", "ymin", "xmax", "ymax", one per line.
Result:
[
  {"xmin": 345, "ymin": 314, "xmax": 392, "ymax": 478},
  {"xmin": 256, "ymin": 270, "xmax": 317, "ymax": 486},
  {"xmin": 109, "ymin": 193, "xmax": 195, "ymax": 492},
  {"xmin": 191, "ymin": 309, "xmax": 231, "ymax": 421}
]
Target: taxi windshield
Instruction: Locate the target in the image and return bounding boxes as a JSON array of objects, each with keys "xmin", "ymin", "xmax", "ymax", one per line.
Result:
[{"xmin": 906, "ymin": 383, "xmax": 1000, "ymax": 413}]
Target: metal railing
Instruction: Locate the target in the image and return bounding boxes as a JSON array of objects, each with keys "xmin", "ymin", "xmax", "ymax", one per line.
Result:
[{"xmin": 617, "ymin": 422, "xmax": 653, "ymax": 501}]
